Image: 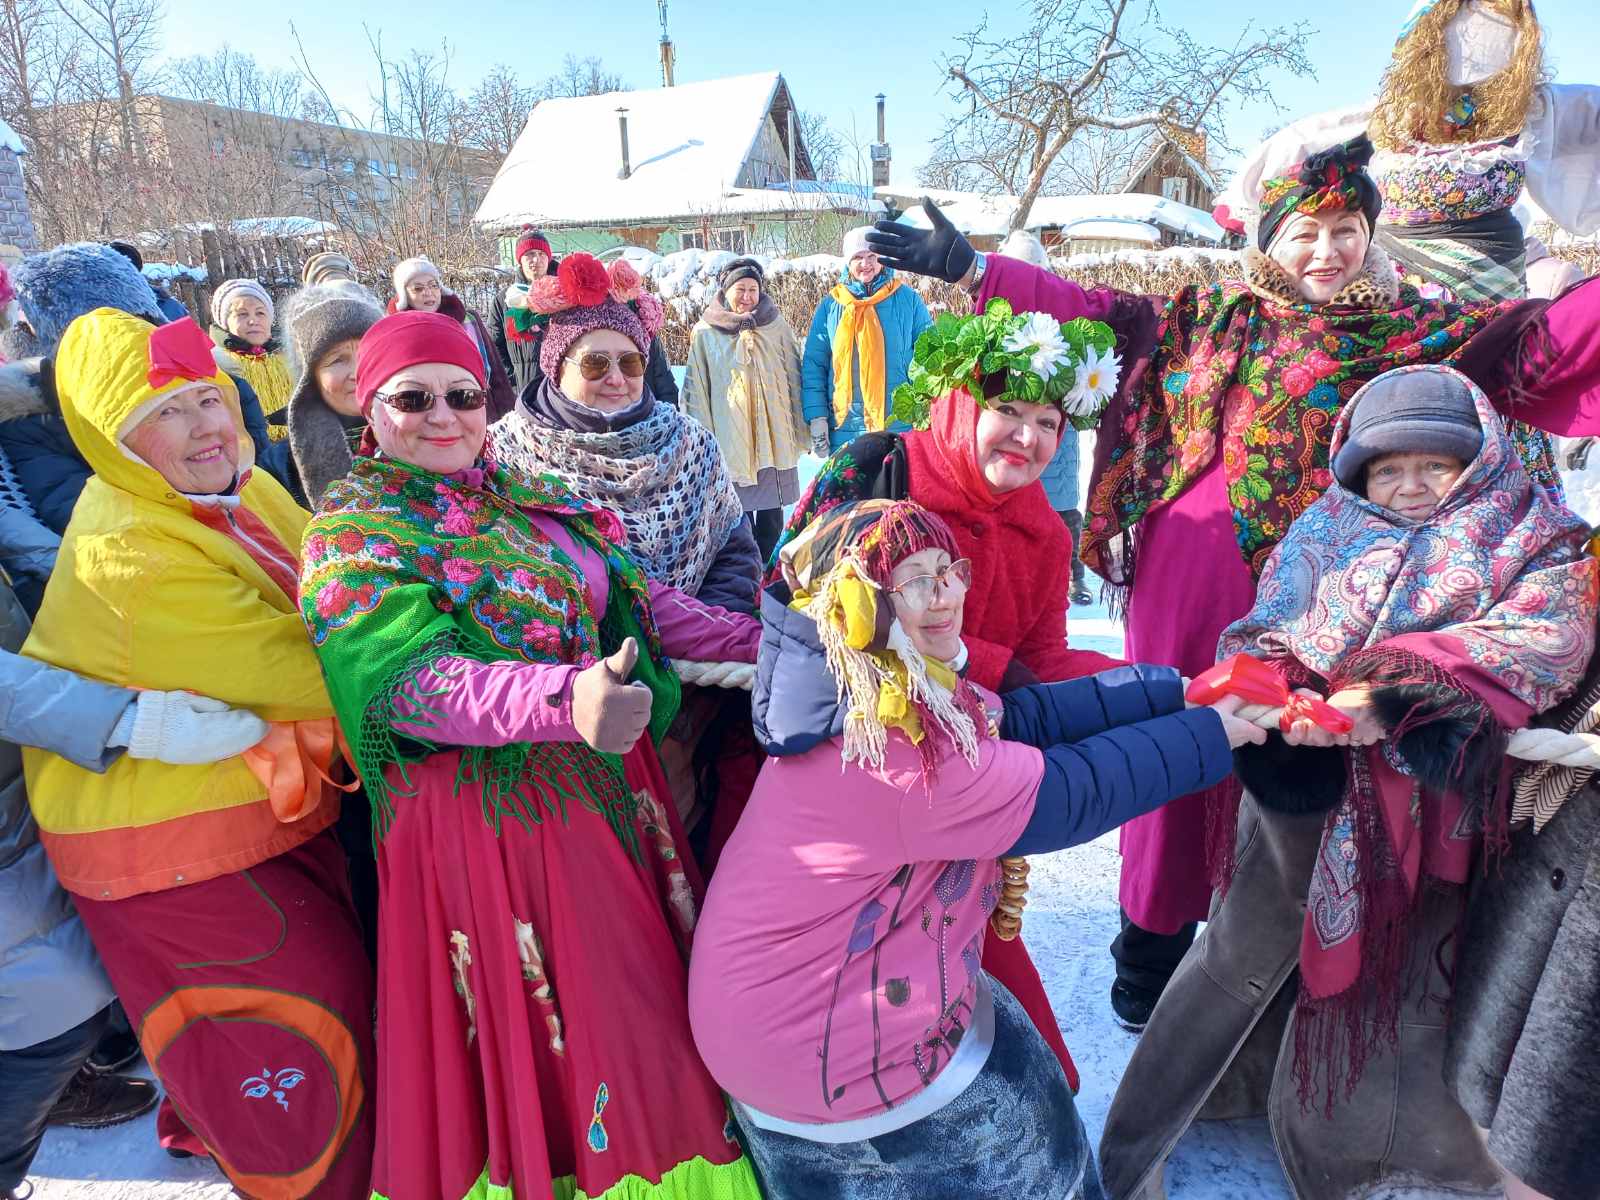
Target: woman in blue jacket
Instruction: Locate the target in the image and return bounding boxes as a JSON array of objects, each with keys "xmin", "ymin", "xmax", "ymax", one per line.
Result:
[{"xmin": 801, "ymin": 227, "xmax": 932, "ymax": 454}]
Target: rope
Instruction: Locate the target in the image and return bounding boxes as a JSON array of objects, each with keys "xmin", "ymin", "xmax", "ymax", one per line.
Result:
[
  {"xmin": 1229, "ymin": 701, "xmax": 1600, "ymax": 768},
  {"xmin": 673, "ymin": 660, "xmax": 756, "ymax": 691}
]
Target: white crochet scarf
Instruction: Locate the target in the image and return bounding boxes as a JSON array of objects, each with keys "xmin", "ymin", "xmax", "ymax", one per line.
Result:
[{"xmin": 491, "ymin": 402, "xmax": 745, "ymax": 594}]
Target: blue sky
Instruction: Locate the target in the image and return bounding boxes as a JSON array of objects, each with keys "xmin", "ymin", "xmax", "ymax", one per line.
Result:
[{"xmin": 159, "ymin": 0, "xmax": 1593, "ymax": 180}]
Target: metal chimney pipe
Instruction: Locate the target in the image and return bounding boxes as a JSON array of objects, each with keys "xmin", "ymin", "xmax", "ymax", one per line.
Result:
[
  {"xmin": 786, "ymin": 107, "xmax": 797, "ymax": 183},
  {"xmin": 617, "ymin": 108, "xmax": 631, "ymax": 180},
  {"xmin": 876, "ymin": 93, "xmax": 886, "ymax": 144}
]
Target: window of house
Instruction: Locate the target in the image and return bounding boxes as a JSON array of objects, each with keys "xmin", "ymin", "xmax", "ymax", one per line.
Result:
[
  {"xmin": 679, "ymin": 230, "xmax": 706, "ymax": 250},
  {"xmin": 712, "ymin": 228, "xmax": 748, "ymax": 254},
  {"xmin": 387, "ymin": 161, "xmax": 400, "ymax": 177},
  {"xmin": 342, "ymin": 158, "xmax": 356, "ymax": 175},
  {"xmin": 1161, "ymin": 176, "xmax": 1187, "ymax": 204},
  {"xmin": 367, "ymin": 158, "xmax": 382, "ymax": 174},
  {"xmin": 290, "ymin": 147, "xmax": 313, "ymax": 168}
]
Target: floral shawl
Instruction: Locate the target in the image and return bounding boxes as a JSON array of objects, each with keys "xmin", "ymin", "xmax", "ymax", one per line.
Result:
[
  {"xmin": 1218, "ymin": 365, "xmax": 1597, "ymax": 1106},
  {"xmin": 299, "ymin": 455, "xmax": 681, "ymax": 843},
  {"xmin": 1083, "ymin": 244, "xmax": 1560, "ymax": 584}
]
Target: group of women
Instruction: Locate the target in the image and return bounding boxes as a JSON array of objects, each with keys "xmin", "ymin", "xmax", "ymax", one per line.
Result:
[{"xmin": 4, "ymin": 8, "xmax": 1600, "ymax": 1192}]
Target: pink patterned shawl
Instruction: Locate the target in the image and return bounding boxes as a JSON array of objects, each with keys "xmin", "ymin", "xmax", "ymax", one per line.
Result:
[{"xmin": 1219, "ymin": 364, "xmax": 1599, "ymax": 1108}]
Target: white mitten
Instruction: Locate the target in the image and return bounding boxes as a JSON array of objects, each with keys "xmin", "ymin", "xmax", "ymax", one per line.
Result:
[
  {"xmin": 111, "ymin": 692, "xmax": 270, "ymax": 765},
  {"xmin": 809, "ymin": 416, "xmax": 832, "ymax": 458}
]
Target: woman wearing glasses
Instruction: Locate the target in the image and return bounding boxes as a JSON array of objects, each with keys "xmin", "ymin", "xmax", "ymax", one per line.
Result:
[
  {"xmin": 690, "ymin": 498, "xmax": 1259, "ymax": 1199},
  {"xmin": 492, "ymin": 254, "xmax": 760, "ymax": 617},
  {"xmin": 300, "ymin": 308, "xmax": 764, "ymax": 1200}
]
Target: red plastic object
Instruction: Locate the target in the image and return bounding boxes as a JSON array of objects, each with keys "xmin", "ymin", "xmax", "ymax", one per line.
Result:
[{"xmin": 1186, "ymin": 654, "xmax": 1355, "ymax": 735}]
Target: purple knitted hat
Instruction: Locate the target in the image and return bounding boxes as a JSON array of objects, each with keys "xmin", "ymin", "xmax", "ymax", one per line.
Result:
[{"xmin": 540, "ymin": 297, "xmax": 649, "ymax": 380}]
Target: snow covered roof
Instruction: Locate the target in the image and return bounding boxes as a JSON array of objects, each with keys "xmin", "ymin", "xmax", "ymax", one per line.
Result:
[
  {"xmin": 475, "ymin": 72, "xmax": 875, "ymax": 231},
  {"xmin": 1058, "ymin": 219, "xmax": 1161, "ymax": 245},
  {"xmin": 882, "ymin": 188, "xmax": 1225, "ymax": 244},
  {"xmin": 169, "ymin": 217, "xmax": 336, "ymax": 238},
  {"xmin": 0, "ymin": 117, "xmax": 24, "ymax": 156},
  {"xmin": 1119, "ymin": 136, "xmax": 1219, "ymax": 195}
]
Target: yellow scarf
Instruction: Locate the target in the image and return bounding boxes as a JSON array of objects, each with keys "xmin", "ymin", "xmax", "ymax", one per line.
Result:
[{"xmin": 829, "ymin": 277, "xmax": 902, "ymax": 431}]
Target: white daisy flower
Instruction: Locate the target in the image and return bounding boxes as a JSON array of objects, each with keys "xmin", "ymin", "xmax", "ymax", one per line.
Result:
[
  {"xmin": 1002, "ymin": 312, "xmax": 1071, "ymax": 381},
  {"xmin": 1063, "ymin": 344, "xmax": 1123, "ymax": 415}
]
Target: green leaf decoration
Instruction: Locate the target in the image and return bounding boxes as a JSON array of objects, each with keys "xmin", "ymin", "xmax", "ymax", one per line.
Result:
[{"xmin": 894, "ymin": 294, "xmax": 1117, "ymax": 426}]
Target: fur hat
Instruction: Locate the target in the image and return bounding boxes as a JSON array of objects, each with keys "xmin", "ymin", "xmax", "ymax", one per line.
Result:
[
  {"xmin": 1332, "ymin": 366, "xmax": 1484, "ymax": 488},
  {"xmin": 282, "ymin": 286, "xmax": 385, "ymax": 510},
  {"xmin": 13, "ymin": 242, "xmax": 165, "ymax": 357},
  {"xmin": 390, "ymin": 257, "xmax": 444, "ymax": 309},
  {"xmin": 302, "ymin": 251, "xmax": 356, "ymax": 289},
  {"xmin": 210, "ymin": 278, "xmax": 274, "ymax": 328}
]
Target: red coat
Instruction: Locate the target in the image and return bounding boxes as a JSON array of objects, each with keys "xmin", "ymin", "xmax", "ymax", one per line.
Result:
[{"xmin": 903, "ymin": 391, "xmax": 1120, "ymax": 691}]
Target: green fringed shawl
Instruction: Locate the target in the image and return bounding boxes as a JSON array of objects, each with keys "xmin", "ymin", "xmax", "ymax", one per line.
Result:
[{"xmin": 300, "ymin": 455, "xmax": 680, "ymax": 853}]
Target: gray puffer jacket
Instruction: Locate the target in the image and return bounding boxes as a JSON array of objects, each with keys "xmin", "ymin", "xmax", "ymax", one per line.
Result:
[{"xmin": 0, "ymin": 574, "xmax": 127, "ymax": 1050}]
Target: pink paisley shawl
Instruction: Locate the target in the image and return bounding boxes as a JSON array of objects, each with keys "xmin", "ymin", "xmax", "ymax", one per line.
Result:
[{"xmin": 1219, "ymin": 364, "xmax": 1599, "ymax": 1106}]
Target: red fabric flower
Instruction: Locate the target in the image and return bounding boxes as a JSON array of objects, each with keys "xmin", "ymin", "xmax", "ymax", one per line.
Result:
[
  {"xmin": 558, "ymin": 255, "xmax": 610, "ymax": 307},
  {"xmin": 147, "ymin": 317, "xmax": 219, "ymax": 390}
]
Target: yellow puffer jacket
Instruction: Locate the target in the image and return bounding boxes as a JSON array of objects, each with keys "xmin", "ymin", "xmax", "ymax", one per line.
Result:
[{"xmin": 22, "ymin": 309, "xmax": 332, "ymax": 901}]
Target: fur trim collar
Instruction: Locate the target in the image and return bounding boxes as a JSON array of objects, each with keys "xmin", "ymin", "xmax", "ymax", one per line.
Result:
[
  {"xmin": 0, "ymin": 359, "xmax": 52, "ymax": 422},
  {"xmin": 1242, "ymin": 243, "xmax": 1402, "ymax": 311}
]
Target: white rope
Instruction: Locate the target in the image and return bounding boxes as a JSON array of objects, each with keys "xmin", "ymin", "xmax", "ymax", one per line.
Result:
[
  {"xmin": 674, "ymin": 660, "xmax": 756, "ymax": 690},
  {"xmin": 1228, "ymin": 702, "xmax": 1600, "ymax": 768}
]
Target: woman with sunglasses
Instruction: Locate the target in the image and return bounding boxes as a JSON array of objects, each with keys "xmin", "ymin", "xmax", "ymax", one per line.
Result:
[
  {"xmin": 493, "ymin": 254, "xmax": 759, "ymax": 617},
  {"xmin": 689, "ymin": 498, "xmax": 1260, "ymax": 1200},
  {"xmin": 300, "ymin": 308, "xmax": 764, "ymax": 1200}
]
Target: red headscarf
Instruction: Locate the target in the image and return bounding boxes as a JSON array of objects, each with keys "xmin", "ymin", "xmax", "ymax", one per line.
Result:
[{"xmin": 356, "ymin": 310, "xmax": 485, "ymax": 415}]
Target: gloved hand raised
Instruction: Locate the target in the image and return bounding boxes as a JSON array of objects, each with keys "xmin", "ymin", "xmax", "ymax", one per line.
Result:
[
  {"xmin": 865, "ymin": 197, "xmax": 976, "ymax": 284},
  {"xmin": 112, "ymin": 691, "xmax": 270, "ymax": 765},
  {"xmin": 572, "ymin": 637, "xmax": 654, "ymax": 755}
]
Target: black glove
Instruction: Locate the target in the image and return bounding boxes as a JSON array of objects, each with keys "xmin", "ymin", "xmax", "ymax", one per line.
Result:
[{"xmin": 865, "ymin": 196, "xmax": 976, "ymax": 284}]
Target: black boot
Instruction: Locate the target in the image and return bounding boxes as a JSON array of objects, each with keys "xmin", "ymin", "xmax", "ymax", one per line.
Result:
[
  {"xmin": 45, "ymin": 1066, "xmax": 158, "ymax": 1130},
  {"xmin": 84, "ymin": 1014, "xmax": 140, "ymax": 1075}
]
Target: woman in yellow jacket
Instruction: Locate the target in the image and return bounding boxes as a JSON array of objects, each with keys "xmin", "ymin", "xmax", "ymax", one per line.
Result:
[
  {"xmin": 21, "ymin": 309, "xmax": 374, "ymax": 1200},
  {"xmin": 210, "ymin": 278, "xmax": 294, "ymax": 436}
]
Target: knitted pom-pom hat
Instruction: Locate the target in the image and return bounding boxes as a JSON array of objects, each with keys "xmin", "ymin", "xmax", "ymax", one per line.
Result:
[{"xmin": 535, "ymin": 254, "xmax": 664, "ymax": 381}]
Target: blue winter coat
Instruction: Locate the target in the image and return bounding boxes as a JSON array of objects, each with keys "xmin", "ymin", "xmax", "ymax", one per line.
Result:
[
  {"xmin": 1038, "ymin": 429, "xmax": 1083, "ymax": 513},
  {"xmin": 801, "ymin": 269, "xmax": 931, "ymax": 450},
  {"xmin": 750, "ymin": 581, "xmax": 1233, "ymax": 853},
  {"xmin": 0, "ymin": 576, "xmax": 123, "ymax": 1050}
]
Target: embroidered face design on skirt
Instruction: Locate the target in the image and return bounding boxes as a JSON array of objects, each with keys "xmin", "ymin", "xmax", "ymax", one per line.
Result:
[{"xmin": 240, "ymin": 1066, "xmax": 307, "ymax": 1112}]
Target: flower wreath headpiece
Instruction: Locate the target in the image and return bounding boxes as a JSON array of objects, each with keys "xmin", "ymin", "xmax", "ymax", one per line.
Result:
[
  {"xmin": 505, "ymin": 254, "xmax": 664, "ymax": 345},
  {"xmin": 891, "ymin": 298, "xmax": 1121, "ymax": 430}
]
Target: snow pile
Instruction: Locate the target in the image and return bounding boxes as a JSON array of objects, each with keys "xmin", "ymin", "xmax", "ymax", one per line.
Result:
[
  {"xmin": 885, "ymin": 188, "xmax": 1227, "ymax": 245},
  {"xmin": 643, "ymin": 248, "xmax": 844, "ymax": 302},
  {"xmin": 142, "ymin": 262, "xmax": 208, "ymax": 284},
  {"xmin": 0, "ymin": 117, "xmax": 24, "ymax": 156},
  {"xmin": 1051, "ymin": 246, "xmax": 1238, "ymax": 271}
]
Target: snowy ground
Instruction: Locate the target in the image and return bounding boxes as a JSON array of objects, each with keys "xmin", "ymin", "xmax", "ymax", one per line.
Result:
[{"xmin": 27, "ymin": 603, "xmax": 1471, "ymax": 1199}]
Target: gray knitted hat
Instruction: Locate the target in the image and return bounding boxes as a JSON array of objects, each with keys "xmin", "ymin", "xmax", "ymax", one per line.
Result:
[
  {"xmin": 302, "ymin": 251, "xmax": 356, "ymax": 289},
  {"xmin": 1332, "ymin": 367, "xmax": 1483, "ymax": 489},
  {"xmin": 282, "ymin": 284, "xmax": 384, "ymax": 507}
]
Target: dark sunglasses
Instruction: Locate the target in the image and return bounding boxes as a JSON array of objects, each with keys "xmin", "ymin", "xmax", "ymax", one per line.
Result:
[
  {"xmin": 375, "ymin": 387, "xmax": 489, "ymax": 414},
  {"xmin": 566, "ymin": 351, "xmax": 649, "ymax": 381}
]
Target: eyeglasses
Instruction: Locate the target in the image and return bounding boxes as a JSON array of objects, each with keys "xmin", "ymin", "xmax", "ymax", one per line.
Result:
[
  {"xmin": 374, "ymin": 387, "xmax": 489, "ymax": 414},
  {"xmin": 565, "ymin": 351, "xmax": 649, "ymax": 381},
  {"xmin": 887, "ymin": 558, "xmax": 973, "ymax": 610}
]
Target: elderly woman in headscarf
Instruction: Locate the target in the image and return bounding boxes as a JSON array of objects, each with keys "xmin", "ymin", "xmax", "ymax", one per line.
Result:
[
  {"xmin": 691, "ymin": 498, "xmax": 1254, "ymax": 1200},
  {"xmin": 801, "ymin": 226, "xmax": 932, "ymax": 455},
  {"xmin": 20, "ymin": 310, "xmax": 373, "ymax": 1197},
  {"xmin": 683, "ymin": 256, "xmax": 809, "ymax": 562},
  {"xmin": 769, "ymin": 295, "xmax": 1127, "ymax": 1089},
  {"xmin": 300, "ymin": 307, "xmax": 762, "ymax": 1200},
  {"xmin": 209, "ymin": 278, "xmax": 294, "ymax": 433},
  {"xmin": 867, "ymin": 133, "xmax": 1600, "ymax": 1032}
]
